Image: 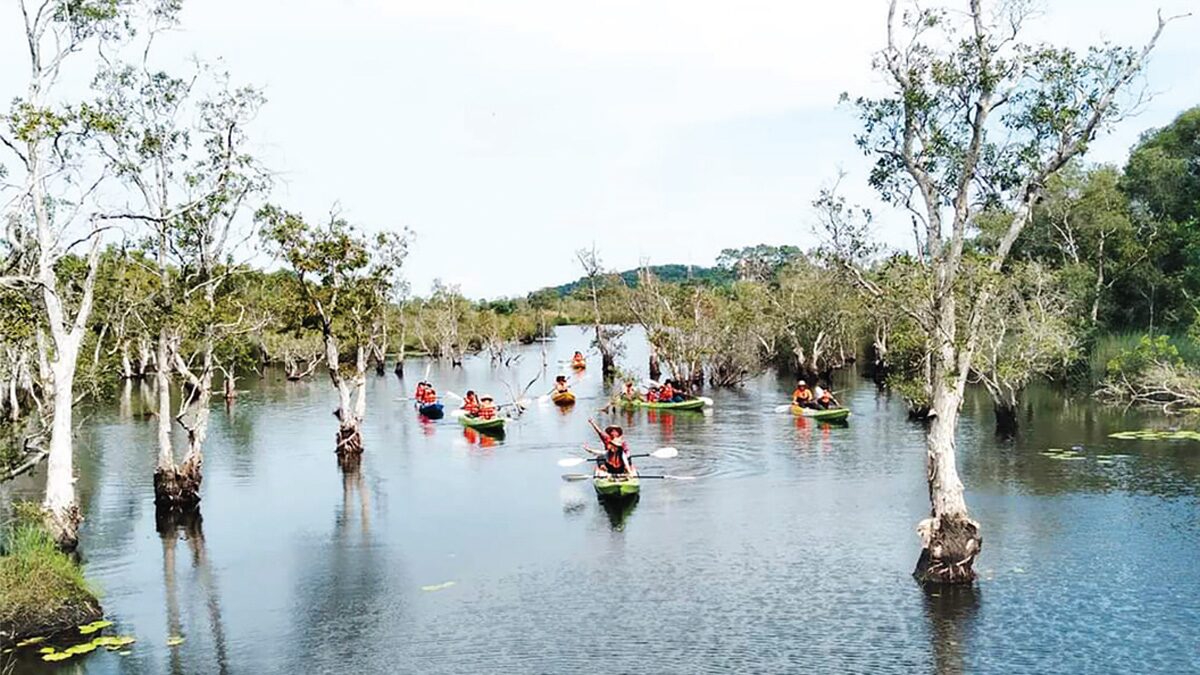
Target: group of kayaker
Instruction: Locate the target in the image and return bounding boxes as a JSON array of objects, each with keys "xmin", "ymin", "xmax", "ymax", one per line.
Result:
[
  {"xmin": 792, "ymin": 380, "xmax": 840, "ymax": 410},
  {"xmin": 619, "ymin": 379, "xmax": 692, "ymax": 403}
]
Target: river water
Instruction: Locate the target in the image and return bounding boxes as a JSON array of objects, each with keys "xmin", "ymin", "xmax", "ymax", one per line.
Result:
[{"xmin": 2, "ymin": 326, "xmax": 1199, "ymax": 673}]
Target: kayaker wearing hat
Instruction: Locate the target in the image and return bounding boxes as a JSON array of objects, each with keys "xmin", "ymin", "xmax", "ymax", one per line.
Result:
[
  {"xmin": 584, "ymin": 418, "xmax": 633, "ymax": 477},
  {"xmin": 478, "ymin": 396, "xmax": 497, "ymax": 420},
  {"xmin": 792, "ymin": 380, "xmax": 816, "ymax": 409}
]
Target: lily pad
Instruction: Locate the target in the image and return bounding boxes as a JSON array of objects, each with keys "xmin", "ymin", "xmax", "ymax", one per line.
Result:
[
  {"xmin": 65, "ymin": 642, "xmax": 99, "ymax": 656},
  {"xmin": 94, "ymin": 635, "xmax": 137, "ymax": 649},
  {"xmin": 167, "ymin": 636, "xmax": 186, "ymax": 647},
  {"xmin": 1108, "ymin": 429, "xmax": 1200, "ymax": 441},
  {"xmin": 39, "ymin": 646, "xmax": 57, "ymax": 654},
  {"xmin": 420, "ymin": 581, "xmax": 457, "ymax": 592},
  {"xmin": 42, "ymin": 652, "xmax": 73, "ymax": 662},
  {"xmin": 78, "ymin": 619, "xmax": 114, "ymax": 635}
]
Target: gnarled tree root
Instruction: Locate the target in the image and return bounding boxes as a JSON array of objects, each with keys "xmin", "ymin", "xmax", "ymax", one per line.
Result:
[
  {"xmin": 154, "ymin": 459, "xmax": 203, "ymax": 509},
  {"xmin": 43, "ymin": 504, "xmax": 82, "ymax": 552},
  {"xmin": 914, "ymin": 514, "xmax": 982, "ymax": 585},
  {"xmin": 335, "ymin": 425, "xmax": 363, "ymax": 457}
]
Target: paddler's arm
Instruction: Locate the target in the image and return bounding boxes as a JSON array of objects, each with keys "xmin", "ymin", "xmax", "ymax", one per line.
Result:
[{"xmin": 588, "ymin": 418, "xmax": 609, "ymax": 442}]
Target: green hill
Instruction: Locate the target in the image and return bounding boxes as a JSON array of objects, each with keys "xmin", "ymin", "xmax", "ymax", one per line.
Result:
[{"xmin": 544, "ymin": 264, "xmax": 733, "ymax": 297}]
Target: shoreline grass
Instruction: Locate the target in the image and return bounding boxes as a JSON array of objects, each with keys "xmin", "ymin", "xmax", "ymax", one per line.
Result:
[{"xmin": 0, "ymin": 506, "xmax": 102, "ymax": 642}]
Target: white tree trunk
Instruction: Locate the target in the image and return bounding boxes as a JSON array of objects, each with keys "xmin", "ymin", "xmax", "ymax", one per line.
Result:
[{"xmin": 42, "ymin": 353, "xmax": 80, "ymax": 548}]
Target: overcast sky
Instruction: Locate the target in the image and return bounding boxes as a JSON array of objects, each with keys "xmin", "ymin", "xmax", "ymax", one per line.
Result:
[{"xmin": 2, "ymin": 1, "xmax": 1196, "ymax": 298}]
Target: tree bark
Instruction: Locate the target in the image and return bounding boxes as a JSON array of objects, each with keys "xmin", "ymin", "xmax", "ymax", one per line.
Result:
[
  {"xmin": 914, "ymin": 360, "xmax": 982, "ymax": 584},
  {"xmin": 42, "ymin": 359, "xmax": 81, "ymax": 550}
]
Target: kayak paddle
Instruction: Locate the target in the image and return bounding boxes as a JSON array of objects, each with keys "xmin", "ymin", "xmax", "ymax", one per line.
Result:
[
  {"xmin": 556, "ymin": 447, "xmax": 678, "ymax": 467},
  {"xmin": 560, "ymin": 473, "xmax": 696, "ymax": 481}
]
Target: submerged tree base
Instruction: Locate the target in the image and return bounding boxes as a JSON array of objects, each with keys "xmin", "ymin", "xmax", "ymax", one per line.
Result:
[
  {"xmin": 0, "ymin": 510, "xmax": 102, "ymax": 642},
  {"xmin": 994, "ymin": 404, "xmax": 1019, "ymax": 438},
  {"xmin": 336, "ymin": 425, "xmax": 363, "ymax": 457},
  {"xmin": 914, "ymin": 514, "xmax": 983, "ymax": 585},
  {"xmin": 153, "ymin": 460, "xmax": 203, "ymax": 508}
]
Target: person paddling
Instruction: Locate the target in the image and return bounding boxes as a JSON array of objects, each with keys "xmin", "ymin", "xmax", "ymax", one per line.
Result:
[
  {"xmin": 422, "ymin": 384, "xmax": 439, "ymax": 405},
  {"xmin": 571, "ymin": 351, "xmax": 587, "ymax": 368},
  {"xmin": 815, "ymin": 387, "xmax": 838, "ymax": 410},
  {"xmin": 415, "ymin": 381, "xmax": 428, "ymax": 402},
  {"xmin": 552, "ymin": 375, "xmax": 570, "ymax": 395},
  {"xmin": 462, "ymin": 390, "xmax": 481, "ymax": 416},
  {"xmin": 584, "ymin": 419, "xmax": 633, "ymax": 477},
  {"xmin": 620, "ymin": 380, "xmax": 640, "ymax": 401},
  {"xmin": 478, "ymin": 396, "xmax": 497, "ymax": 420},
  {"xmin": 792, "ymin": 380, "xmax": 816, "ymax": 409}
]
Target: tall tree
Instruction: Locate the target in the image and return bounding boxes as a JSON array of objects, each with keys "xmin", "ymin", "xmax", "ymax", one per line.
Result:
[
  {"xmin": 575, "ymin": 246, "xmax": 624, "ymax": 379},
  {"xmin": 0, "ymin": 0, "xmax": 179, "ymax": 548},
  {"xmin": 93, "ymin": 50, "xmax": 269, "ymax": 507},
  {"xmin": 259, "ymin": 207, "xmax": 408, "ymax": 457},
  {"xmin": 840, "ymin": 0, "xmax": 1176, "ymax": 583}
]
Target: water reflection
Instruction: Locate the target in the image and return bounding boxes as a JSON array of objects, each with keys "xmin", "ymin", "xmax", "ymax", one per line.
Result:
[
  {"xmin": 156, "ymin": 508, "xmax": 229, "ymax": 675},
  {"xmin": 598, "ymin": 494, "xmax": 639, "ymax": 531},
  {"xmin": 921, "ymin": 583, "xmax": 981, "ymax": 675}
]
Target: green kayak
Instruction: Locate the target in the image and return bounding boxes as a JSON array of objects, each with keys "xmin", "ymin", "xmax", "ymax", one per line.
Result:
[
  {"xmin": 791, "ymin": 405, "xmax": 851, "ymax": 422},
  {"xmin": 620, "ymin": 398, "xmax": 706, "ymax": 411},
  {"xmin": 458, "ymin": 415, "xmax": 506, "ymax": 432},
  {"xmin": 593, "ymin": 472, "xmax": 640, "ymax": 497}
]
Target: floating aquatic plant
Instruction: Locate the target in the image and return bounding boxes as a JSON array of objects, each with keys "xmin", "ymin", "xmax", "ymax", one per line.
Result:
[
  {"xmin": 167, "ymin": 635, "xmax": 186, "ymax": 647},
  {"xmin": 420, "ymin": 581, "xmax": 456, "ymax": 592},
  {"xmin": 15, "ymin": 636, "xmax": 47, "ymax": 647},
  {"xmin": 1108, "ymin": 429, "xmax": 1200, "ymax": 441},
  {"xmin": 78, "ymin": 619, "xmax": 114, "ymax": 635}
]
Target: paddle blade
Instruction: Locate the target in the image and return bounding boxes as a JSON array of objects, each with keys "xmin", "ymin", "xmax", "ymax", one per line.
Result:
[
  {"xmin": 560, "ymin": 473, "xmax": 593, "ymax": 482},
  {"xmin": 665, "ymin": 474, "xmax": 697, "ymax": 481},
  {"xmin": 445, "ymin": 391, "xmax": 464, "ymax": 401},
  {"xmin": 557, "ymin": 457, "xmax": 588, "ymax": 467},
  {"xmin": 773, "ymin": 404, "xmax": 792, "ymax": 413},
  {"xmin": 698, "ymin": 396, "xmax": 714, "ymax": 406},
  {"xmin": 650, "ymin": 447, "xmax": 679, "ymax": 459},
  {"xmin": 449, "ymin": 409, "xmax": 468, "ymax": 418}
]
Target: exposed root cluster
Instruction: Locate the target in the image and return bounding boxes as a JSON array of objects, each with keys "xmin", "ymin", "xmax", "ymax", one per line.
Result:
[{"xmin": 915, "ymin": 514, "xmax": 982, "ymax": 585}]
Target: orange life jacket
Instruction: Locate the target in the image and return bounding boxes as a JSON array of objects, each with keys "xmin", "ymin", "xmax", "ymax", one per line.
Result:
[
  {"xmin": 423, "ymin": 389, "xmax": 438, "ymax": 404},
  {"xmin": 463, "ymin": 396, "xmax": 480, "ymax": 414},
  {"xmin": 794, "ymin": 387, "xmax": 813, "ymax": 402},
  {"xmin": 478, "ymin": 404, "xmax": 496, "ymax": 420},
  {"xmin": 604, "ymin": 442, "xmax": 628, "ymax": 473},
  {"xmin": 660, "ymin": 384, "xmax": 675, "ymax": 399}
]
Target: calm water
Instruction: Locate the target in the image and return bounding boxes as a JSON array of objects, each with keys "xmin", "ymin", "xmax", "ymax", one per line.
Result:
[{"xmin": 3, "ymin": 326, "xmax": 1199, "ymax": 674}]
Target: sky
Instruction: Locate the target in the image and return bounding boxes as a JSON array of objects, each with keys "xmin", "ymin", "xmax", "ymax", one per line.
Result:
[{"xmin": 1, "ymin": 0, "xmax": 1197, "ymax": 298}]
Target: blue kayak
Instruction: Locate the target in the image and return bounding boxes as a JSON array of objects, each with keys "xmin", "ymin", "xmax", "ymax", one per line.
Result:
[{"xmin": 418, "ymin": 402, "xmax": 444, "ymax": 419}]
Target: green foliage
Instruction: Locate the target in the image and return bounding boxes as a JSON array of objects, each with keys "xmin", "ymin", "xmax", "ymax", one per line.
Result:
[
  {"xmin": 0, "ymin": 506, "xmax": 100, "ymax": 637},
  {"xmin": 1106, "ymin": 334, "xmax": 1183, "ymax": 377}
]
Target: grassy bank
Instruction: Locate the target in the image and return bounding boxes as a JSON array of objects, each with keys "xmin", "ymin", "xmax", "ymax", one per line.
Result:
[
  {"xmin": 0, "ymin": 507, "xmax": 102, "ymax": 642},
  {"xmin": 1087, "ymin": 331, "xmax": 1200, "ymax": 382}
]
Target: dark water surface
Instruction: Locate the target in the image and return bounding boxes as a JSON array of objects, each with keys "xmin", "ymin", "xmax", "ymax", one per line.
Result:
[{"xmin": 3, "ymin": 327, "xmax": 1199, "ymax": 674}]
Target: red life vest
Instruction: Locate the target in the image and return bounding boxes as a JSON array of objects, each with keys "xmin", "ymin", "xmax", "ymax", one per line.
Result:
[
  {"xmin": 603, "ymin": 440, "xmax": 628, "ymax": 473},
  {"xmin": 479, "ymin": 405, "xmax": 496, "ymax": 420}
]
